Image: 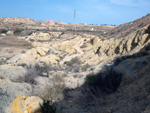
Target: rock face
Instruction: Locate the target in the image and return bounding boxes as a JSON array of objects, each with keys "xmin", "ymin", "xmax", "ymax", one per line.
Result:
[
  {"xmin": 80, "ymin": 25, "xmax": 150, "ymax": 65},
  {"xmin": 11, "ymin": 95, "xmax": 43, "ymax": 113},
  {"xmin": 93, "ymin": 27, "xmax": 150, "ymax": 57},
  {"xmin": 0, "ymin": 80, "xmax": 32, "ymax": 113}
]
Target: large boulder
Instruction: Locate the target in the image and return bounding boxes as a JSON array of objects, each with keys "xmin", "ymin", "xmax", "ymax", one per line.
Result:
[
  {"xmin": 36, "ymin": 47, "xmax": 49, "ymax": 56},
  {"xmin": 6, "ymin": 54, "xmax": 37, "ymax": 66},
  {"xmin": 6, "ymin": 31, "xmax": 13, "ymax": 35},
  {"xmin": 36, "ymin": 48, "xmax": 46, "ymax": 56},
  {"xmin": 26, "ymin": 48, "xmax": 40, "ymax": 58},
  {"xmin": 0, "ymin": 65, "xmax": 27, "ymax": 81},
  {"xmin": 28, "ymin": 32, "xmax": 51, "ymax": 42},
  {"xmin": 11, "ymin": 95, "xmax": 43, "ymax": 113},
  {"xmin": 57, "ymin": 43, "xmax": 75, "ymax": 54},
  {"xmin": 39, "ymin": 54, "xmax": 59, "ymax": 64},
  {"xmin": 26, "ymin": 47, "xmax": 49, "ymax": 58},
  {"xmin": 0, "ymin": 80, "xmax": 32, "ymax": 113},
  {"xmin": 0, "ymin": 33, "xmax": 6, "ymax": 37},
  {"xmin": 32, "ymin": 42, "xmax": 42, "ymax": 47},
  {"xmin": 37, "ymin": 32, "xmax": 51, "ymax": 40}
]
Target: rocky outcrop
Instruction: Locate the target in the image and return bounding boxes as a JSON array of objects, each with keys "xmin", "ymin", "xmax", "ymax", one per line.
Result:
[
  {"xmin": 94, "ymin": 27, "xmax": 150, "ymax": 57},
  {"xmin": 80, "ymin": 26, "xmax": 150, "ymax": 66},
  {"xmin": 0, "ymin": 80, "xmax": 32, "ymax": 113},
  {"xmin": 27, "ymin": 32, "xmax": 51, "ymax": 42},
  {"xmin": 104, "ymin": 14, "xmax": 150, "ymax": 39},
  {"xmin": 11, "ymin": 95, "xmax": 43, "ymax": 113}
]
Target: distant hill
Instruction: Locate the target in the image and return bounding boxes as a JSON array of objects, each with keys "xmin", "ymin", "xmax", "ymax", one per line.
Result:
[
  {"xmin": 0, "ymin": 17, "xmax": 115, "ymax": 34},
  {"xmin": 103, "ymin": 14, "xmax": 150, "ymax": 39}
]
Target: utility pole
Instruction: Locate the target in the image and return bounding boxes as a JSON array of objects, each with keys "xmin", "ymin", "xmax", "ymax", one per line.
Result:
[{"xmin": 72, "ymin": 9, "xmax": 76, "ymax": 32}]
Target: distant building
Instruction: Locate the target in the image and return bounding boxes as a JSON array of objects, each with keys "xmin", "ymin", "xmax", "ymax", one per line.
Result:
[
  {"xmin": 45, "ymin": 20, "xmax": 55, "ymax": 26},
  {"xmin": 12, "ymin": 26, "xmax": 19, "ymax": 30}
]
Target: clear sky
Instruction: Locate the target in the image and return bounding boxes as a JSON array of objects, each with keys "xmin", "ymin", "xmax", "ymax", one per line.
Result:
[{"xmin": 0, "ymin": 0, "xmax": 149, "ymax": 25}]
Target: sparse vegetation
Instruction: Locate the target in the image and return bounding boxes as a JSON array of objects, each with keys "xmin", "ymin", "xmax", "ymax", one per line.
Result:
[
  {"xmin": 24, "ymin": 68, "xmax": 38, "ymax": 84},
  {"xmin": 18, "ymin": 63, "xmax": 50, "ymax": 84},
  {"xmin": 41, "ymin": 75, "xmax": 65, "ymax": 101},
  {"xmin": 17, "ymin": 63, "xmax": 65, "ymax": 103},
  {"xmin": 64, "ymin": 57, "xmax": 81, "ymax": 66},
  {"xmin": 64, "ymin": 57, "xmax": 83, "ymax": 73}
]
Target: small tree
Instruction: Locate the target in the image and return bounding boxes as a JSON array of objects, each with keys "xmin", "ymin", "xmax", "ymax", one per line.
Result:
[{"xmin": 0, "ymin": 29, "xmax": 8, "ymax": 33}]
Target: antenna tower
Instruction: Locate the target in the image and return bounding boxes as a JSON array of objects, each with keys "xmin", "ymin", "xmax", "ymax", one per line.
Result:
[{"xmin": 72, "ymin": 9, "xmax": 76, "ymax": 32}]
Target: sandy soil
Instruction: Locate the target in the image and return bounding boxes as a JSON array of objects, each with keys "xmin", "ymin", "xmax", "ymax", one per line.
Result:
[{"xmin": 0, "ymin": 36, "xmax": 31, "ymax": 58}]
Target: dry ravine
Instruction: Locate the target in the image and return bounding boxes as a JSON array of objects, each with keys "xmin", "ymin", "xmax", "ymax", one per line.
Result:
[{"xmin": 0, "ymin": 14, "xmax": 150, "ymax": 113}]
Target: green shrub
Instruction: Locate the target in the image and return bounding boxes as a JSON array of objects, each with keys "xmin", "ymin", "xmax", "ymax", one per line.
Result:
[
  {"xmin": 145, "ymin": 43, "xmax": 150, "ymax": 51},
  {"xmin": 86, "ymin": 69, "xmax": 122, "ymax": 95},
  {"xmin": 13, "ymin": 28, "xmax": 23, "ymax": 34},
  {"xmin": 40, "ymin": 100, "xmax": 56, "ymax": 113}
]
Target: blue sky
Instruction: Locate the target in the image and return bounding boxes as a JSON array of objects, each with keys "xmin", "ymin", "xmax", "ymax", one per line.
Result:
[{"xmin": 0, "ymin": 0, "xmax": 149, "ymax": 25}]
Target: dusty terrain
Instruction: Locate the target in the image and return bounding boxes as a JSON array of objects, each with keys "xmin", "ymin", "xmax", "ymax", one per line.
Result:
[
  {"xmin": 0, "ymin": 14, "xmax": 150, "ymax": 113},
  {"xmin": 0, "ymin": 36, "xmax": 31, "ymax": 57}
]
